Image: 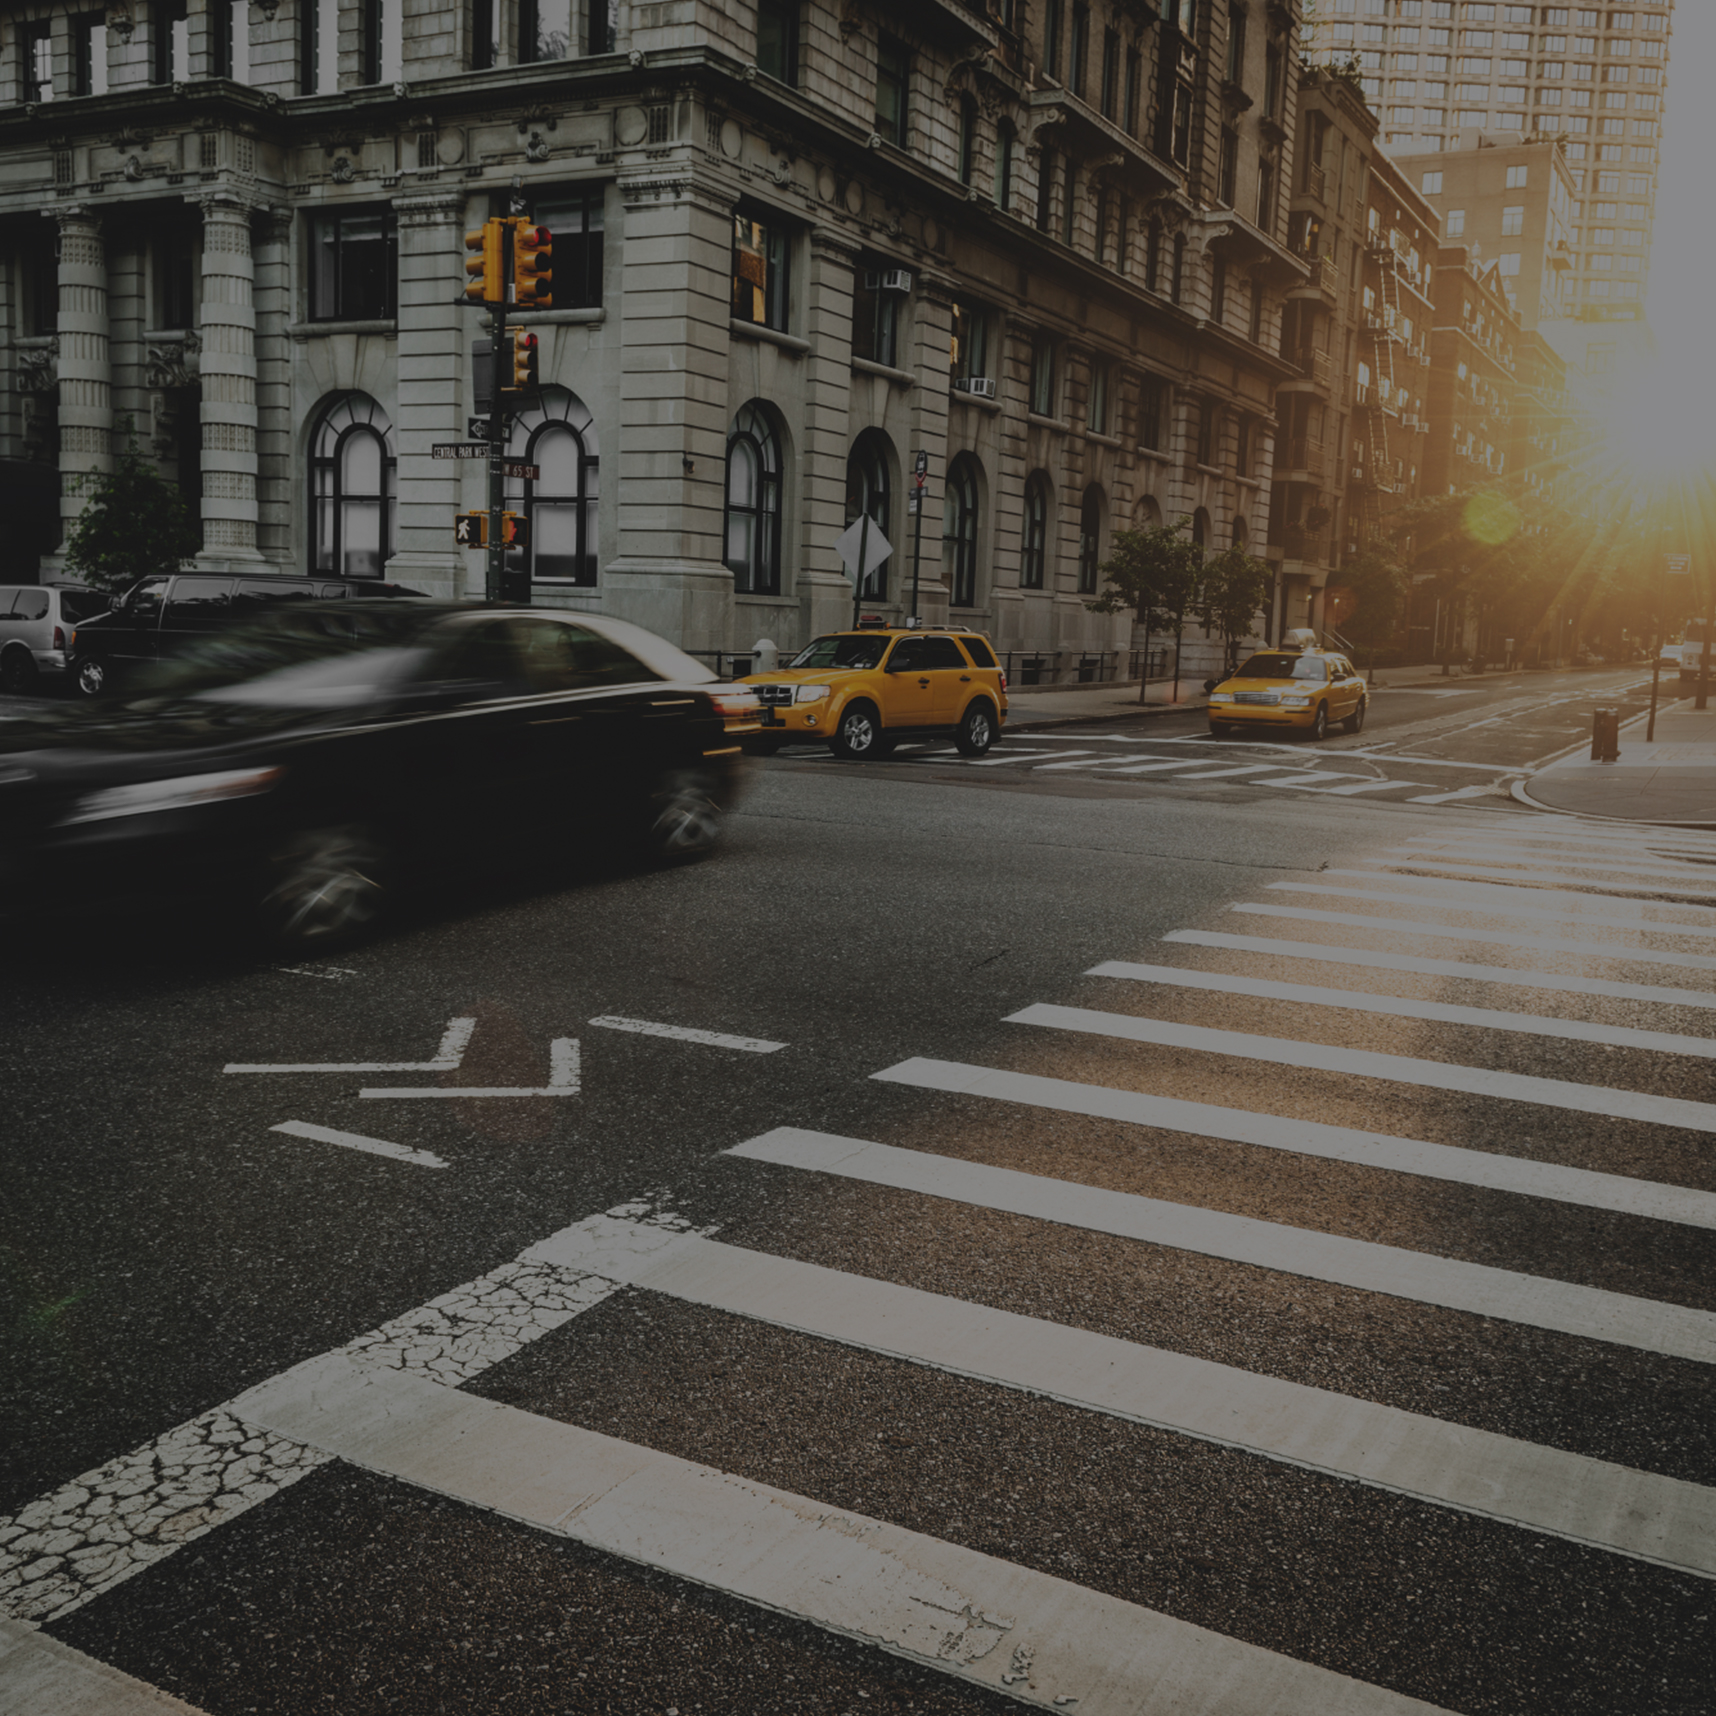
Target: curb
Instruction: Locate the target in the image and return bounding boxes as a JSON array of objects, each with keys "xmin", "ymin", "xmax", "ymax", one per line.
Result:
[{"xmin": 1510, "ymin": 705, "xmax": 1716, "ymax": 830}]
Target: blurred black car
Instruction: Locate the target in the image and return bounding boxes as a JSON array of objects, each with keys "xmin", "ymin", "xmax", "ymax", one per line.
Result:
[
  {"xmin": 0, "ymin": 603, "xmax": 757, "ymax": 949},
  {"xmin": 68, "ymin": 572, "xmax": 426, "ymax": 698}
]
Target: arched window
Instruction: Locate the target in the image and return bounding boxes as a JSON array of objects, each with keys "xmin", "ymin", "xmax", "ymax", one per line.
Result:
[
  {"xmin": 1135, "ymin": 494, "xmax": 1163, "ymax": 532},
  {"xmin": 1021, "ymin": 471, "xmax": 1051, "ymax": 590},
  {"xmin": 845, "ymin": 430, "xmax": 892, "ymax": 599},
  {"xmin": 995, "ymin": 120, "xmax": 1015, "ymax": 213},
  {"xmin": 724, "ymin": 401, "xmax": 783, "ymax": 595},
  {"xmin": 1192, "ymin": 507, "xmax": 1211, "ymax": 553},
  {"xmin": 957, "ymin": 95, "xmax": 978, "ymax": 187},
  {"xmin": 1077, "ymin": 484, "xmax": 1104, "ymax": 594},
  {"xmin": 310, "ymin": 393, "xmax": 395, "ymax": 577},
  {"xmin": 943, "ymin": 454, "xmax": 981, "ymax": 609},
  {"xmin": 1231, "ymin": 514, "xmax": 1249, "ymax": 552},
  {"xmin": 504, "ymin": 388, "xmax": 600, "ymax": 587}
]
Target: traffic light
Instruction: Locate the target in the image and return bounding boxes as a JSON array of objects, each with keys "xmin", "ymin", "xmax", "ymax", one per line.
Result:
[
  {"xmin": 453, "ymin": 512, "xmax": 487, "ymax": 547},
  {"xmin": 464, "ymin": 221, "xmax": 503, "ymax": 305},
  {"xmin": 509, "ymin": 330, "xmax": 539, "ymax": 393},
  {"xmin": 513, "ymin": 223, "xmax": 553, "ymax": 309},
  {"xmin": 501, "ymin": 512, "xmax": 530, "ymax": 550}
]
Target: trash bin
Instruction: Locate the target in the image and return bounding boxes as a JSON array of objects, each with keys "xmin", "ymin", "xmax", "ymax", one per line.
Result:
[{"xmin": 1591, "ymin": 707, "xmax": 1620, "ymax": 762}]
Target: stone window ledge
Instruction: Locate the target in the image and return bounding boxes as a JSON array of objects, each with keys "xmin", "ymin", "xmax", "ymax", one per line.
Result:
[
  {"xmin": 512, "ymin": 307, "xmax": 605, "ymax": 327},
  {"xmin": 1084, "ymin": 429, "xmax": 1124, "ymax": 448},
  {"xmin": 733, "ymin": 593, "xmax": 801, "ymax": 607},
  {"xmin": 949, "ymin": 386, "xmax": 1002, "ymax": 414},
  {"xmin": 730, "ymin": 318, "xmax": 812, "ymax": 355},
  {"xmin": 290, "ymin": 319, "xmax": 398, "ymax": 340},
  {"xmin": 851, "ymin": 356, "xmax": 914, "ymax": 388},
  {"xmin": 1136, "ymin": 445, "xmax": 1171, "ymax": 463},
  {"xmin": 1026, "ymin": 411, "xmax": 1065, "ymax": 432}
]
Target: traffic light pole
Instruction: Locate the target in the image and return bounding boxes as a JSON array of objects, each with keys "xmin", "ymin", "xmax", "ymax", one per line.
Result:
[{"xmin": 485, "ymin": 235, "xmax": 512, "ymax": 606}]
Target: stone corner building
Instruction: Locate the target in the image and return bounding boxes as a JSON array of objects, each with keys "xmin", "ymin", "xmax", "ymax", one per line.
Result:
[{"xmin": 2, "ymin": 0, "xmax": 1308, "ymax": 675}]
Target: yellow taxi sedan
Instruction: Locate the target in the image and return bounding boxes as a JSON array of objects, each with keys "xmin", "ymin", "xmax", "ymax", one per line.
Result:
[{"xmin": 1206, "ymin": 646, "xmax": 1367, "ymax": 741}]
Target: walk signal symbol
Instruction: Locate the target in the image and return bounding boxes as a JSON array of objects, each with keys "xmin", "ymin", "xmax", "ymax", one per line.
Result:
[
  {"xmin": 510, "ymin": 330, "xmax": 539, "ymax": 392},
  {"xmin": 513, "ymin": 223, "xmax": 553, "ymax": 309},
  {"xmin": 454, "ymin": 512, "xmax": 487, "ymax": 547},
  {"xmin": 464, "ymin": 222, "xmax": 504, "ymax": 304}
]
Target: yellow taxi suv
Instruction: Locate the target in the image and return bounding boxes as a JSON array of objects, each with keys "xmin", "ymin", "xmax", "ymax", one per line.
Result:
[
  {"xmin": 740, "ymin": 622, "xmax": 1009, "ymax": 760},
  {"xmin": 1205, "ymin": 645, "xmax": 1367, "ymax": 741}
]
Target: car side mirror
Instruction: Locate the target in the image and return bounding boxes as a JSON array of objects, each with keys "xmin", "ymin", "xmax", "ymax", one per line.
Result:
[{"xmin": 1202, "ymin": 678, "xmax": 1218, "ymax": 693}]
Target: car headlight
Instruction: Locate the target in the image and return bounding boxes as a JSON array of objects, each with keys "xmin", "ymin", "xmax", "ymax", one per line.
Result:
[
  {"xmin": 1209, "ymin": 692, "xmax": 1234, "ymax": 703},
  {"xmin": 794, "ymin": 685, "xmax": 829, "ymax": 704},
  {"xmin": 61, "ymin": 766, "xmax": 282, "ymax": 825},
  {"xmin": 1280, "ymin": 695, "xmax": 1311, "ymax": 709}
]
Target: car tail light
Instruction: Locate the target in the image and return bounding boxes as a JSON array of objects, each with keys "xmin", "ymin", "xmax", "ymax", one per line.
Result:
[
  {"xmin": 999, "ymin": 670, "xmax": 1009, "ymax": 693},
  {"xmin": 53, "ymin": 626, "xmax": 65, "ymax": 650}
]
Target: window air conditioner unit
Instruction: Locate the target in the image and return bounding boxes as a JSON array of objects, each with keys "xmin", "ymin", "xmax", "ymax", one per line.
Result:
[
  {"xmin": 958, "ymin": 376, "xmax": 997, "ymax": 399},
  {"xmin": 863, "ymin": 268, "xmax": 911, "ymax": 293}
]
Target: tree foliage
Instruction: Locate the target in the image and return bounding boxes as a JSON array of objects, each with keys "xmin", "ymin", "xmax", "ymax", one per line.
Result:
[
  {"xmin": 64, "ymin": 434, "xmax": 200, "ymax": 595},
  {"xmin": 1198, "ymin": 547, "xmax": 1274, "ymax": 671},
  {"xmin": 1335, "ymin": 542, "xmax": 1410, "ymax": 658},
  {"xmin": 1086, "ymin": 517, "xmax": 1208, "ymax": 700}
]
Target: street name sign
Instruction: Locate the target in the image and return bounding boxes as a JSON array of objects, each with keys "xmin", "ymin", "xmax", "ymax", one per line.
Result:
[{"xmin": 432, "ymin": 445, "xmax": 539, "ymax": 480}]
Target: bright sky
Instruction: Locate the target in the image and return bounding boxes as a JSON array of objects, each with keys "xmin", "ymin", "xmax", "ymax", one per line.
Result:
[{"xmin": 1615, "ymin": 2, "xmax": 1716, "ymax": 478}]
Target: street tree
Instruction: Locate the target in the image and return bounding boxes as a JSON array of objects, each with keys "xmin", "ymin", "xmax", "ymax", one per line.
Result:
[
  {"xmin": 1085, "ymin": 516, "xmax": 1205, "ymax": 703},
  {"xmin": 1335, "ymin": 542, "xmax": 1410, "ymax": 677},
  {"xmin": 64, "ymin": 431, "xmax": 201, "ymax": 596},
  {"xmin": 1197, "ymin": 546, "xmax": 1274, "ymax": 675}
]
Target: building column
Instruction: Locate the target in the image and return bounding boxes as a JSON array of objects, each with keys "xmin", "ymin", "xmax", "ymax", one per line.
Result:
[
  {"xmin": 908, "ymin": 274, "xmax": 957, "ymax": 626},
  {"xmin": 193, "ymin": 191, "xmax": 263, "ymax": 564},
  {"xmin": 253, "ymin": 208, "xmax": 294, "ymax": 567},
  {"xmin": 53, "ymin": 207, "xmax": 112, "ymax": 555},
  {"xmin": 390, "ymin": 191, "xmax": 467, "ymax": 599},
  {"xmin": 798, "ymin": 227, "xmax": 860, "ymax": 643}
]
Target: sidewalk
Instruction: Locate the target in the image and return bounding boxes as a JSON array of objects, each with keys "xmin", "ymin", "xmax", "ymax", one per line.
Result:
[
  {"xmin": 1518, "ymin": 703, "xmax": 1716, "ymax": 828},
  {"xmin": 1004, "ymin": 679, "xmax": 1205, "ymax": 731}
]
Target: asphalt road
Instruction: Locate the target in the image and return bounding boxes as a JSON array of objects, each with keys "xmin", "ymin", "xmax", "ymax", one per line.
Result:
[{"xmin": 3, "ymin": 664, "xmax": 1712, "ymax": 1715}]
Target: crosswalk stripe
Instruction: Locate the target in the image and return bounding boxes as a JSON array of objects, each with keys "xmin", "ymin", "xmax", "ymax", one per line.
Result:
[
  {"xmin": 1313, "ymin": 869, "xmax": 1716, "ymax": 919},
  {"xmin": 726, "ymin": 1128, "xmax": 1716, "ymax": 1363},
  {"xmin": 1163, "ymin": 929, "xmax": 1716, "ymax": 1010},
  {"xmin": 502, "ymin": 1217, "xmax": 1716, "ymax": 1577},
  {"xmin": 871, "ymin": 1057, "xmax": 1716, "ymax": 1231},
  {"xmin": 1085, "ymin": 960, "xmax": 1716, "ymax": 1060},
  {"xmin": 1370, "ymin": 858, "xmax": 1716, "ymax": 900},
  {"xmin": 964, "ymin": 748, "xmax": 1094, "ymax": 767},
  {"xmin": 1006, "ymin": 1003, "xmax": 1716, "ymax": 1135},
  {"xmin": 588, "ymin": 1016, "xmax": 786, "ymax": 1053},
  {"xmin": 0, "ymin": 1620, "xmax": 210, "ymax": 1713},
  {"xmin": 1233, "ymin": 902, "xmax": 1716, "ymax": 974},
  {"xmin": 1265, "ymin": 880, "xmax": 1716, "ymax": 942},
  {"xmin": 1167, "ymin": 763, "xmax": 1295, "ymax": 780},
  {"xmin": 1383, "ymin": 844, "xmax": 1716, "ymax": 883},
  {"xmin": 1406, "ymin": 784, "xmax": 1492, "ymax": 804},
  {"xmin": 1105, "ymin": 758, "xmax": 1212, "ymax": 774},
  {"xmin": 230, "ymin": 1352, "xmax": 1455, "ymax": 1716},
  {"xmin": 1035, "ymin": 754, "xmax": 1165, "ymax": 771}
]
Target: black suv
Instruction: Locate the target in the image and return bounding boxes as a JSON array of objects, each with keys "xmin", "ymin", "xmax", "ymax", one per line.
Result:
[{"xmin": 69, "ymin": 572, "xmax": 424, "ymax": 697}]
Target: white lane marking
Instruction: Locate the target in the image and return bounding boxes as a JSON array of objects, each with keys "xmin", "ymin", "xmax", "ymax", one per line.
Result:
[
  {"xmin": 1168, "ymin": 763, "xmax": 1297, "ymax": 780},
  {"xmin": 1106, "ymin": 759, "xmax": 1210, "ymax": 775},
  {"xmin": 1382, "ymin": 844, "xmax": 1716, "ymax": 883},
  {"xmin": 505, "ymin": 1217, "xmax": 1716, "ymax": 1579},
  {"xmin": 1314, "ymin": 870, "xmax": 1716, "ymax": 918},
  {"xmin": 1007, "ymin": 1003, "xmax": 1716, "ymax": 1136},
  {"xmin": 1086, "ymin": 961, "xmax": 1716, "ymax": 1061},
  {"xmin": 1255, "ymin": 772, "xmax": 1374, "ymax": 789},
  {"xmin": 230, "ymin": 1354, "xmax": 1452, "ymax": 1716},
  {"xmin": 870, "ymin": 1056, "xmax": 1716, "ymax": 1232},
  {"xmin": 963, "ymin": 748, "xmax": 1096, "ymax": 767},
  {"xmin": 273, "ymin": 964, "xmax": 359, "ymax": 980},
  {"xmin": 1369, "ymin": 859, "xmax": 1716, "ymax": 900},
  {"xmin": 1321, "ymin": 779, "xmax": 1432, "ymax": 797},
  {"xmin": 0, "ymin": 1616, "xmax": 213, "ymax": 1712},
  {"xmin": 1265, "ymin": 880, "xmax": 1716, "ymax": 943},
  {"xmin": 361, "ymin": 1037, "xmax": 580, "ymax": 1099},
  {"xmin": 225, "ymin": 1017, "xmax": 476, "ymax": 1075},
  {"xmin": 588, "ymin": 1016, "xmax": 786, "ymax": 1054},
  {"xmin": 1164, "ymin": 930, "xmax": 1716, "ymax": 1011},
  {"xmin": 727, "ymin": 1128, "xmax": 1716, "ymax": 1364},
  {"xmin": 271, "ymin": 1120, "xmax": 450, "ymax": 1169},
  {"xmin": 1234, "ymin": 902, "xmax": 1716, "ymax": 975},
  {"xmin": 1407, "ymin": 785, "xmax": 1494, "ymax": 805},
  {"xmin": 1034, "ymin": 754, "xmax": 1166, "ymax": 771}
]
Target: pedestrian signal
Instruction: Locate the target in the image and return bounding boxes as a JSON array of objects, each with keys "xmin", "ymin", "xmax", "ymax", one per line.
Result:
[
  {"xmin": 513, "ymin": 223, "xmax": 553, "ymax": 309},
  {"xmin": 463, "ymin": 221, "xmax": 503, "ymax": 305},
  {"xmin": 453, "ymin": 511, "xmax": 488, "ymax": 547},
  {"xmin": 509, "ymin": 330, "xmax": 539, "ymax": 392},
  {"xmin": 501, "ymin": 511, "xmax": 530, "ymax": 550}
]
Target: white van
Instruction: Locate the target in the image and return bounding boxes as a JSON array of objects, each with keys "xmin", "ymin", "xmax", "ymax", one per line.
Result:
[{"xmin": 0, "ymin": 584, "xmax": 112, "ymax": 695}]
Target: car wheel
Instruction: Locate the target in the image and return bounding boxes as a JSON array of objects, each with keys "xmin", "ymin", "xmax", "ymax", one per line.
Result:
[
  {"xmin": 0, "ymin": 649, "xmax": 38, "ymax": 695},
  {"xmin": 831, "ymin": 701, "xmax": 887, "ymax": 760},
  {"xmin": 1309, "ymin": 702, "xmax": 1329, "ymax": 742},
  {"xmin": 1343, "ymin": 696, "xmax": 1367, "ymax": 735},
  {"xmin": 73, "ymin": 656, "xmax": 109, "ymax": 699},
  {"xmin": 640, "ymin": 768, "xmax": 723, "ymax": 863},
  {"xmin": 259, "ymin": 826, "xmax": 389, "ymax": 950},
  {"xmin": 954, "ymin": 699, "xmax": 997, "ymax": 757}
]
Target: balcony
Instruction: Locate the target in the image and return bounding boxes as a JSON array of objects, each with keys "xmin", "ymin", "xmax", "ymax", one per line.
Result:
[
  {"xmin": 1287, "ymin": 253, "xmax": 1338, "ymax": 302},
  {"xmin": 1277, "ymin": 523, "xmax": 1330, "ymax": 570},
  {"xmin": 867, "ymin": 0, "xmax": 999, "ymax": 49},
  {"xmin": 1300, "ymin": 161, "xmax": 1327, "ymax": 203},
  {"xmin": 1025, "ymin": 88, "xmax": 1180, "ymax": 197},
  {"xmin": 1279, "ymin": 438, "xmax": 1326, "ymax": 481},
  {"xmin": 1277, "ymin": 347, "xmax": 1331, "ymax": 394}
]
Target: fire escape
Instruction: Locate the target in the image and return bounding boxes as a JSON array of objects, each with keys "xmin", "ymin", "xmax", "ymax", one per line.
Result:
[{"xmin": 1355, "ymin": 228, "xmax": 1407, "ymax": 538}]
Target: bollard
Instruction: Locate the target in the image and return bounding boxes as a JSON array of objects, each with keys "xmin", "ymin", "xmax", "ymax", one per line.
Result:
[{"xmin": 1591, "ymin": 707, "xmax": 1620, "ymax": 762}]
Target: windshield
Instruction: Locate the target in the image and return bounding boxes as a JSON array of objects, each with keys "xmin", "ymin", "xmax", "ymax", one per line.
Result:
[
  {"xmin": 126, "ymin": 608, "xmax": 432, "ymax": 708},
  {"xmin": 1234, "ymin": 653, "xmax": 1327, "ymax": 682},
  {"xmin": 788, "ymin": 634, "xmax": 890, "ymax": 671},
  {"xmin": 58, "ymin": 589, "xmax": 111, "ymax": 624}
]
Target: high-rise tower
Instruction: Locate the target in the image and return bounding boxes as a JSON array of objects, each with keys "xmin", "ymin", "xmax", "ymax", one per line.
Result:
[{"xmin": 1303, "ymin": 3, "xmax": 1673, "ymax": 324}]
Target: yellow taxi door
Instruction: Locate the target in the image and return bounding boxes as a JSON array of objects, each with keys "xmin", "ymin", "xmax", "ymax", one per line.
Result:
[
  {"xmin": 878, "ymin": 637, "xmax": 936, "ymax": 728},
  {"xmin": 918, "ymin": 636, "xmax": 972, "ymax": 723}
]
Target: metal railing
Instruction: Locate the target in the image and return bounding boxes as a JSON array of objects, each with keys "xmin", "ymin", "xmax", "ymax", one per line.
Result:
[
  {"xmin": 687, "ymin": 648, "xmax": 766, "ymax": 679},
  {"xmin": 1003, "ymin": 649, "xmax": 1122, "ymax": 687}
]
